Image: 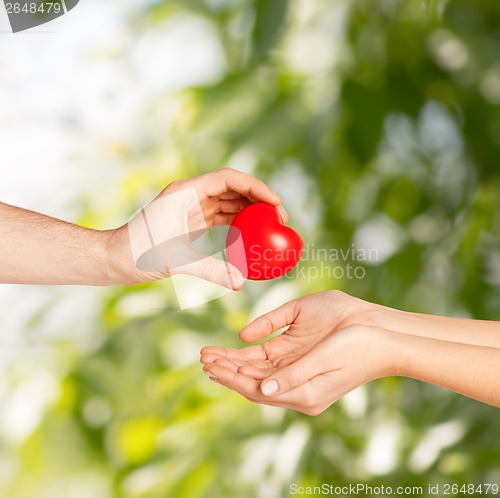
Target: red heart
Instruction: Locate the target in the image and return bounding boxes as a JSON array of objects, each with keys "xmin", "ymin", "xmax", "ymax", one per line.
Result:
[{"xmin": 225, "ymin": 202, "xmax": 303, "ymax": 281}]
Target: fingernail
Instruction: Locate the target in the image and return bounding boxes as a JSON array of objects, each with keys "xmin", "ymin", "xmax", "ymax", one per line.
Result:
[
  {"xmin": 277, "ymin": 205, "xmax": 288, "ymax": 223},
  {"xmin": 224, "ymin": 271, "xmax": 244, "ymax": 290},
  {"xmin": 233, "ymin": 272, "xmax": 244, "ymax": 289},
  {"xmin": 203, "ymin": 371, "xmax": 218, "ymax": 379},
  {"xmin": 223, "ymin": 273, "xmax": 233, "ymax": 289},
  {"xmin": 261, "ymin": 380, "xmax": 279, "ymax": 396}
]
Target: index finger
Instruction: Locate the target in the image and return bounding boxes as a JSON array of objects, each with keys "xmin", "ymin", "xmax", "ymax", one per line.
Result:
[
  {"xmin": 206, "ymin": 169, "xmax": 281, "ymax": 206},
  {"xmin": 201, "ymin": 344, "xmax": 267, "ymax": 362}
]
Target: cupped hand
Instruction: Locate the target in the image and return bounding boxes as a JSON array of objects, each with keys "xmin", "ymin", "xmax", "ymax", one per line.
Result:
[
  {"xmin": 202, "ymin": 323, "xmax": 396, "ymax": 416},
  {"xmin": 200, "ymin": 291, "xmax": 397, "ymax": 415}
]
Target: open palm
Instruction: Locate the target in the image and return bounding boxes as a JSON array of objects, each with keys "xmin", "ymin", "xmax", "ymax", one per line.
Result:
[
  {"xmin": 200, "ymin": 291, "xmax": 381, "ymax": 414},
  {"xmin": 202, "ymin": 292, "xmax": 343, "ymax": 375}
]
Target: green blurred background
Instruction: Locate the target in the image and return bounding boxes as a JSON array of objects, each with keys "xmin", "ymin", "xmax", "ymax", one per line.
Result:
[{"xmin": 1, "ymin": 0, "xmax": 500, "ymax": 496}]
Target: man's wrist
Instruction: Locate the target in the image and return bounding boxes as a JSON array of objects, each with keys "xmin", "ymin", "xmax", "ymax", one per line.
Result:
[{"xmin": 100, "ymin": 226, "xmax": 142, "ymax": 286}]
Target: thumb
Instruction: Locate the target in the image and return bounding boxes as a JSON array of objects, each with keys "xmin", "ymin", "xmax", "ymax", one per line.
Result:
[
  {"xmin": 260, "ymin": 347, "xmax": 328, "ymax": 396},
  {"xmin": 239, "ymin": 299, "xmax": 298, "ymax": 343},
  {"xmin": 177, "ymin": 248, "xmax": 245, "ymax": 290}
]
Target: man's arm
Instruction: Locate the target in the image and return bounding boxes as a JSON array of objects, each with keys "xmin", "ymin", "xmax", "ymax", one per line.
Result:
[
  {"xmin": 0, "ymin": 169, "xmax": 285, "ymax": 287},
  {"xmin": 0, "ymin": 202, "xmax": 122, "ymax": 285}
]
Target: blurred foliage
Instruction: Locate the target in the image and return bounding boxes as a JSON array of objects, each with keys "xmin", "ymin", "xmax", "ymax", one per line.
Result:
[{"xmin": 2, "ymin": 0, "xmax": 500, "ymax": 497}]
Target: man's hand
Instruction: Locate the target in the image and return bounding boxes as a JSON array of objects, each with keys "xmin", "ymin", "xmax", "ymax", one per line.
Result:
[
  {"xmin": 112, "ymin": 168, "xmax": 287, "ymax": 288},
  {"xmin": 0, "ymin": 168, "xmax": 285, "ymax": 287}
]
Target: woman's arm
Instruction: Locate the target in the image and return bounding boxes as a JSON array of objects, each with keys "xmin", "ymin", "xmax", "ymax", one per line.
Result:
[
  {"xmin": 276, "ymin": 290, "xmax": 500, "ymax": 348},
  {"xmin": 393, "ymin": 331, "xmax": 500, "ymax": 407},
  {"xmin": 202, "ymin": 325, "xmax": 500, "ymax": 414},
  {"xmin": 201, "ymin": 292, "xmax": 500, "ymax": 414},
  {"xmin": 364, "ymin": 303, "xmax": 500, "ymax": 348}
]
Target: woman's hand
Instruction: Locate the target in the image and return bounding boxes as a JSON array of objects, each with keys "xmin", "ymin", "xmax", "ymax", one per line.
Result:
[
  {"xmin": 201, "ymin": 291, "xmax": 500, "ymax": 412},
  {"xmin": 206, "ymin": 288, "xmax": 500, "ymax": 347},
  {"xmin": 111, "ymin": 168, "xmax": 287, "ymax": 288},
  {"xmin": 201, "ymin": 321, "xmax": 396, "ymax": 416},
  {"xmin": 200, "ymin": 292, "xmax": 396, "ymax": 415}
]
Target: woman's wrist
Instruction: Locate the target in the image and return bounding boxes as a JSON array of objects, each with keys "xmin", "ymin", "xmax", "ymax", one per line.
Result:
[
  {"xmin": 361, "ymin": 306, "xmax": 407, "ymax": 331},
  {"xmin": 339, "ymin": 325, "xmax": 402, "ymax": 381},
  {"xmin": 365, "ymin": 305, "xmax": 500, "ymax": 348},
  {"xmin": 366, "ymin": 326, "xmax": 404, "ymax": 379}
]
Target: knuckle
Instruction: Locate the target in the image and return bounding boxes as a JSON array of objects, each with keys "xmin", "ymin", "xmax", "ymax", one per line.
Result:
[
  {"xmin": 287, "ymin": 369, "xmax": 304, "ymax": 389},
  {"xmin": 301, "ymin": 390, "xmax": 316, "ymax": 409},
  {"xmin": 262, "ymin": 314, "xmax": 274, "ymax": 332},
  {"xmin": 203, "ymin": 260, "xmax": 222, "ymax": 282},
  {"xmin": 246, "ymin": 394, "xmax": 259, "ymax": 403},
  {"xmin": 328, "ymin": 289, "xmax": 346, "ymax": 301},
  {"xmin": 307, "ymin": 405, "xmax": 324, "ymax": 417},
  {"xmin": 243, "ymin": 388, "xmax": 261, "ymax": 403},
  {"xmin": 299, "ymin": 395, "xmax": 324, "ymax": 416},
  {"xmin": 166, "ymin": 179, "xmax": 180, "ymax": 191},
  {"xmin": 300, "ymin": 407, "xmax": 315, "ymax": 416}
]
